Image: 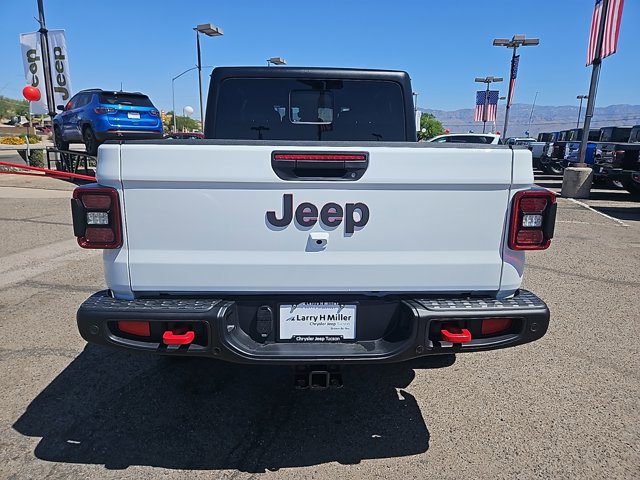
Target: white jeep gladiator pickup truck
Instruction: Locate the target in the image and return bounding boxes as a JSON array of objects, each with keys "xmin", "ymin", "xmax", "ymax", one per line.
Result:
[{"xmin": 71, "ymin": 67, "xmax": 556, "ymax": 368}]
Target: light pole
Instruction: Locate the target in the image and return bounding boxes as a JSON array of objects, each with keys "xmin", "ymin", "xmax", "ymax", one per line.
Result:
[
  {"xmin": 267, "ymin": 57, "xmax": 286, "ymax": 66},
  {"xmin": 194, "ymin": 23, "xmax": 223, "ymax": 131},
  {"xmin": 527, "ymin": 91, "xmax": 538, "ymax": 135},
  {"xmin": 576, "ymin": 94, "xmax": 588, "ymax": 128},
  {"xmin": 493, "ymin": 34, "xmax": 539, "ymax": 139},
  {"xmin": 496, "ymin": 96, "xmax": 506, "ymax": 133},
  {"xmin": 172, "ymin": 66, "xmax": 213, "ymax": 133},
  {"xmin": 474, "ymin": 76, "xmax": 503, "ymax": 133}
]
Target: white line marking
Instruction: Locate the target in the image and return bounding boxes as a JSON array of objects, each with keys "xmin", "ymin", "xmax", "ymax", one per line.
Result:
[
  {"xmin": 556, "ymin": 220, "xmax": 614, "ymax": 226},
  {"xmin": 566, "ymin": 198, "xmax": 629, "ymax": 227}
]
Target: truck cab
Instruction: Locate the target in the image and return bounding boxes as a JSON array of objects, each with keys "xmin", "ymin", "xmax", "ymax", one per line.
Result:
[
  {"xmin": 593, "ymin": 126, "xmax": 633, "ymax": 184},
  {"xmin": 529, "ymin": 132, "xmax": 552, "ymax": 170},
  {"xmin": 596, "ymin": 125, "xmax": 640, "ymax": 194},
  {"xmin": 540, "ymin": 131, "xmax": 566, "ymax": 174},
  {"xmin": 563, "ymin": 128, "xmax": 599, "ymax": 167}
]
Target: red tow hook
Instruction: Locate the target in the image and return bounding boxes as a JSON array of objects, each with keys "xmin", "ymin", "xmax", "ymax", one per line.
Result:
[
  {"xmin": 162, "ymin": 326, "xmax": 195, "ymax": 345},
  {"xmin": 440, "ymin": 324, "xmax": 472, "ymax": 343}
]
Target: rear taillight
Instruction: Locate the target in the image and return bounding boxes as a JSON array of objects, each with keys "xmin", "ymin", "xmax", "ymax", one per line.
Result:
[
  {"xmin": 509, "ymin": 189, "xmax": 557, "ymax": 250},
  {"xmin": 71, "ymin": 186, "xmax": 122, "ymax": 249},
  {"xmin": 150, "ymin": 109, "xmax": 159, "ymax": 116},
  {"xmin": 94, "ymin": 106, "xmax": 116, "ymax": 114}
]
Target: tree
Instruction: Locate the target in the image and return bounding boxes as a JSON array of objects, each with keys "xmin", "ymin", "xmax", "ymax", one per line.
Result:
[
  {"xmin": 0, "ymin": 96, "xmax": 29, "ymax": 119},
  {"xmin": 164, "ymin": 111, "xmax": 201, "ymax": 132},
  {"xmin": 418, "ymin": 112, "xmax": 445, "ymax": 140}
]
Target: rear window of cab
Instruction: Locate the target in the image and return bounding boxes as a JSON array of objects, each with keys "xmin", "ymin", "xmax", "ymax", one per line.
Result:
[{"xmin": 213, "ymin": 78, "xmax": 406, "ymax": 141}]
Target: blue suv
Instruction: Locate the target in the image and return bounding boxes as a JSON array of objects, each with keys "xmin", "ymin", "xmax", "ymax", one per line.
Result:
[{"xmin": 53, "ymin": 89, "xmax": 164, "ymax": 155}]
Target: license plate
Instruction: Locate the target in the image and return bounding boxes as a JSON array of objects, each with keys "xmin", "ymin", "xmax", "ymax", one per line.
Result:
[
  {"xmin": 127, "ymin": 112, "xmax": 140, "ymax": 119},
  {"xmin": 279, "ymin": 302, "xmax": 356, "ymax": 341}
]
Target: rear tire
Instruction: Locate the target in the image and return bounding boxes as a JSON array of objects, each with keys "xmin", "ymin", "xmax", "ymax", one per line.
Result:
[
  {"xmin": 83, "ymin": 126, "xmax": 99, "ymax": 156},
  {"xmin": 54, "ymin": 127, "xmax": 69, "ymax": 151},
  {"xmin": 622, "ymin": 180, "xmax": 640, "ymax": 195},
  {"xmin": 545, "ymin": 163, "xmax": 563, "ymax": 175}
]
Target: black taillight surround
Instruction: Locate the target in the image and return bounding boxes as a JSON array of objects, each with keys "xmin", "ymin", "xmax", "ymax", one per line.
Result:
[
  {"xmin": 71, "ymin": 185, "xmax": 122, "ymax": 249},
  {"xmin": 509, "ymin": 189, "xmax": 557, "ymax": 251}
]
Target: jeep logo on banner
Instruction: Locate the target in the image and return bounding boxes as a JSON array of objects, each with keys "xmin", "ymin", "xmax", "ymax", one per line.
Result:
[{"xmin": 20, "ymin": 30, "xmax": 72, "ymax": 114}]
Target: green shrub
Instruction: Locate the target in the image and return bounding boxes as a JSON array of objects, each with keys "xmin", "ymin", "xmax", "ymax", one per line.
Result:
[{"xmin": 18, "ymin": 148, "xmax": 45, "ymax": 168}]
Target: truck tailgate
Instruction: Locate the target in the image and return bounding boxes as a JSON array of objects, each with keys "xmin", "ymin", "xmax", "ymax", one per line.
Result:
[{"xmin": 116, "ymin": 143, "xmax": 515, "ymax": 294}]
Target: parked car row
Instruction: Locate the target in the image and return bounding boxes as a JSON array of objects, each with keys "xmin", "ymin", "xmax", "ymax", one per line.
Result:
[{"xmin": 528, "ymin": 125, "xmax": 640, "ymax": 194}]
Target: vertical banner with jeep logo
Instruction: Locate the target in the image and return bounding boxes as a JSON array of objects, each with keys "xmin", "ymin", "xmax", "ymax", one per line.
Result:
[{"xmin": 20, "ymin": 29, "xmax": 72, "ymax": 114}]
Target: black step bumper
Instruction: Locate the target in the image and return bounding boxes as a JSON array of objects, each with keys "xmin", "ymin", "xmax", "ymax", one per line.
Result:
[{"xmin": 77, "ymin": 290, "xmax": 550, "ymax": 364}]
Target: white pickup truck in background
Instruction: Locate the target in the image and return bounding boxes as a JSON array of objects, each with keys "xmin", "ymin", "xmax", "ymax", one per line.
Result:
[{"xmin": 71, "ymin": 67, "xmax": 556, "ymax": 372}]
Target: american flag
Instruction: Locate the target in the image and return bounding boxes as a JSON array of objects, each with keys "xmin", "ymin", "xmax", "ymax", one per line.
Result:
[
  {"xmin": 507, "ymin": 55, "xmax": 519, "ymax": 107},
  {"xmin": 587, "ymin": 0, "xmax": 625, "ymax": 65},
  {"xmin": 474, "ymin": 90, "xmax": 499, "ymax": 122}
]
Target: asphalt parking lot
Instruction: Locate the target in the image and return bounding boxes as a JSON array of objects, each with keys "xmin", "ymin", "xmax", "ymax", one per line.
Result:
[{"xmin": 0, "ymin": 173, "xmax": 638, "ymax": 479}]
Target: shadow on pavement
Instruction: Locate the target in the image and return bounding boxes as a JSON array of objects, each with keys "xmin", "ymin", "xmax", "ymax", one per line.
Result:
[
  {"xmin": 533, "ymin": 181, "xmax": 561, "ymax": 190},
  {"xmin": 585, "ymin": 190, "xmax": 640, "ymax": 203},
  {"xmin": 589, "ymin": 204, "xmax": 640, "ymax": 222},
  {"xmin": 13, "ymin": 345, "xmax": 453, "ymax": 472}
]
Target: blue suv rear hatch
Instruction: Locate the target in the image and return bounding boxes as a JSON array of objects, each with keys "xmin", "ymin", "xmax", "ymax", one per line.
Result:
[{"xmin": 98, "ymin": 92, "xmax": 161, "ymax": 128}]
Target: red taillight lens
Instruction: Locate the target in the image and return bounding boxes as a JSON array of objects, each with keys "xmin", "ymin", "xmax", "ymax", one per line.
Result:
[
  {"xmin": 613, "ymin": 150, "xmax": 625, "ymax": 162},
  {"xmin": 94, "ymin": 106, "xmax": 116, "ymax": 114},
  {"xmin": 117, "ymin": 321, "xmax": 150, "ymax": 337},
  {"xmin": 81, "ymin": 193, "xmax": 112, "ymax": 210},
  {"xmin": 85, "ymin": 227, "xmax": 115, "ymax": 243},
  {"xmin": 516, "ymin": 230, "xmax": 544, "ymax": 245},
  {"xmin": 71, "ymin": 186, "xmax": 122, "ymax": 249},
  {"xmin": 520, "ymin": 197, "xmax": 547, "ymax": 213},
  {"xmin": 509, "ymin": 190, "xmax": 556, "ymax": 250}
]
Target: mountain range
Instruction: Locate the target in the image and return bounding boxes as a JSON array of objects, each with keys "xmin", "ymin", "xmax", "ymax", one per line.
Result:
[{"xmin": 420, "ymin": 104, "xmax": 640, "ymax": 137}]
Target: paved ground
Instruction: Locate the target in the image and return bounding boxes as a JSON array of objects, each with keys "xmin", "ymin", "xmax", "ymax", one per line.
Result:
[{"xmin": 0, "ymin": 173, "xmax": 638, "ymax": 479}]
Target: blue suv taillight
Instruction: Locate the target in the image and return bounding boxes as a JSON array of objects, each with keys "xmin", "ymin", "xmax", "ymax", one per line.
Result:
[
  {"xmin": 94, "ymin": 106, "xmax": 116, "ymax": 114},
  {"xmin": 150, "ymin": 109, "xmax": 159, "ymax": 116}
]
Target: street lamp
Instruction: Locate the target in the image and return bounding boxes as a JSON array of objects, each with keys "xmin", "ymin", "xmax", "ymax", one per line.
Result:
[
  {"xmin": 171, "ymin": 66, "xmax": 213, "ymax": 132},
  {"xmin": 493, "ymin": 34, "xmax": 539, "ymax": 139},
  {"xmin": 267, "ymin": 57, "xmax": 286, "ymax": 66},
  {"xmin": 194, "ymin": 23, "xmax": 223, "ymax": 131},
  {"xmin": 474, "ymin": 76, "xmax": 503, "ymax": 133},
  {"xmin": 576, "ymin": 95, "xmax": 588, "ymax": 128}
]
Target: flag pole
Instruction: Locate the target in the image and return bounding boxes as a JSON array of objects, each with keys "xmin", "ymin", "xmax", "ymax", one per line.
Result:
[
  {"xmin": 36, "ymin": 0, "xmax": 55, "ymax": 118},
  {"xmin": 483, "ymin": 83, "xmax": 489, "ymax": 133},
  {"xmin": 502, "ymin": 46, "xmax": 516, "ymax": 139},
  {"xmin": 577, "ymin": 0, "xmax": 609, "ymax": 167}
]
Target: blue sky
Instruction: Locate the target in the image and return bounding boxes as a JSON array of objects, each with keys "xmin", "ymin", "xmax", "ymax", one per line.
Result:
[{"xmin": 1, "ymin": 0, "xmax": 638, "ymax": 120}]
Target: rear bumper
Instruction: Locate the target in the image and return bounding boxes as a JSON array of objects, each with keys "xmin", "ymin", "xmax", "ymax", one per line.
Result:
[
  {"xmin": 77, "ymin": 290, "xmax": 550, "ymax": 364},
  {"xmin": 597, "ymin": 167, "xmax": 639, "ymax": 182},
  {"xmin": 95, "ymin": 130, "xmax": 164, "ymax": 142}
]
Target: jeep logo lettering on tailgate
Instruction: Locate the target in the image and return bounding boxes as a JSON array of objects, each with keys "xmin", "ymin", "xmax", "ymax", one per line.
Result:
[{"xmin": 267, "ymin": 194, "xmax": 369, "ymax": 234}]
